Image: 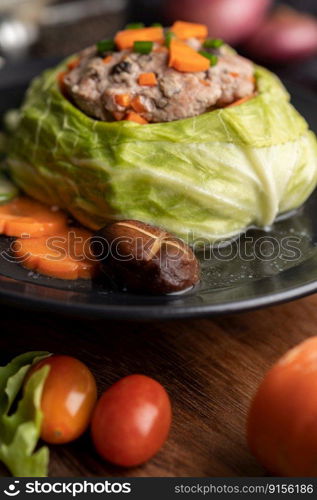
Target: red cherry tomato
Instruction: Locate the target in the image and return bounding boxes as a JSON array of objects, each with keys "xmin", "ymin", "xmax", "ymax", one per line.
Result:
[
  {"xmin": 28, "ymin": 355, "xmax": 97, "ymax": 444},
  {"xmin": 91, "ymin": 374, "xmax": 172, "ymax": 467},
  {"xmin": 247, "ymin": 337, "xmax": 317, "ymax": 476}
]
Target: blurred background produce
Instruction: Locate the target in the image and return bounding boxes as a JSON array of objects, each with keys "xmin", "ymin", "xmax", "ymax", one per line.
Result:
[
  {"xmin": 0, "ymin": 0, "xmax": 316, "ymax": 91},
  {"xmin": 164, "ymin": 0, "xmax": 274, "ymax": 46},
  {"xmin": 0, "ymin": 0, "xmax": 127, "ymax": 59}
]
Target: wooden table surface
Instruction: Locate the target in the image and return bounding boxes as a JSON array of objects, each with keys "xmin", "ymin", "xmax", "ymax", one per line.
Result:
[{"xmin": 1, "ymin": 293, "xmax": 316, "ymax": 477}]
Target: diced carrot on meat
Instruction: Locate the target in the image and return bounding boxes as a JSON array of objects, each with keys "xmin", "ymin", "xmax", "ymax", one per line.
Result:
[
  {"xmin": 67, "ymin": 58, "xmax": 80, "ymax": 71},
  {"xmin": 115, "ymin": 27, "xmax": 164, "ymax": 50},
  {"xmin": 125, "ymin": 112, "xmax": 148, "ymax": 124},
  {"xmin": 227, "ymin": 95, "xmax": 254, "ymax": 107},
  {"xmin": 138, "ymin": 72, "xmax": 157, "ymax": 86},
  {"xmin": 170, "ymin": 21, "xmax": 208, "ymax": 40},
  {"xmin": 200, "ymin": 80, "xmax": 211, "ymax": 86},
  {"xmin": 57, "ymin": 71, "xmax": 67, "ymax": 94},
  {"xmin": 131, "ymin": 96, "xmax": 147, "ymax": 113},
  {"xmin": 115, "ymin": 94, "xmax": 132, "ymax": 107},
  {"xmin": 113, "ymin": 111, "xmax": 125, "ymax": 121},
  {"xmin": 0, "ymin": 197, "xmax": 68, "ymax": 238},
  {"xmin": 169, "ymin": 39, "xmax": 210, "ymax": 72},
  {"xmin": 103, "ymin": 55, "xmax": 113, "ymax": 64},
  {"xmin": 13, "ymin": 228, "xmax": 99, "ymax": 280},
  {"xmin": 229, "ymin": 72, "xmax": 240, "ymax": 78}
]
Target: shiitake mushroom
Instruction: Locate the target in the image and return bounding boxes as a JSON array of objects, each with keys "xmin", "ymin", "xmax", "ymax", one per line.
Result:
[{"xmin": 92, "ymin": 220, "xmax": 200, "ymax": 294}]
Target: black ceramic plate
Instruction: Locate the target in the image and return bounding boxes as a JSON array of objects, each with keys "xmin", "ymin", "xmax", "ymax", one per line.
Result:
[{"xmin": 0, "ymin": 66, "xmax": 317, "ymax": 319}]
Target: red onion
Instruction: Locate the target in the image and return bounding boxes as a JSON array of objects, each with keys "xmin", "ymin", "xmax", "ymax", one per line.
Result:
[
  {"xmin": 244, "ymin": 6, "xmax": 317, "ymax": 63},
  {"xmin": 163, "ymin": 0, "xmax": 273, "ymax": 45}
]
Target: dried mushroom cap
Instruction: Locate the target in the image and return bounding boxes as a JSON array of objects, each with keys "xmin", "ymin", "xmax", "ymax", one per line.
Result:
[{"xmin": 93, "ymin": 220, "xmax": 200, "ymax": 294}]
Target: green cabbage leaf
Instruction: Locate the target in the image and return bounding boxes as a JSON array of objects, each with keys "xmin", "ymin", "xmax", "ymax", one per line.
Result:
[
  {"xmin": 0, "ymin": 173, "xmax": 19, "ymax": 204},
  {"xmin": 7, "ymin": 60, "xmax": 317, "ymax": 243},
  {"xmin": 0, "ymin": 352, "xmax": 50, "ymax": 477}
]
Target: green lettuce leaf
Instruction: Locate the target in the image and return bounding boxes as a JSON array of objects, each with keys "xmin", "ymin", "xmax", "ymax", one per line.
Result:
[
  {"xmin": 7, "ymin": 59, "xmax": 317, "ymax": 243},
  {"xmin": 0, "ymin": 352, "xmax": 50, "ymax": 477}
]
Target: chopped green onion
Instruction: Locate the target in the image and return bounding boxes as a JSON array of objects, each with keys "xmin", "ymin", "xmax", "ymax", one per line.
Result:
[
  {"xmin": 125, "ymin": 22, "xmax": 145, "ymax": 30},
  {"xmin": 96, "ymin": 39, "xmax": 115, "ymax": 55},
  {"xmin": 133, "ymin": 41, "xmax": 154, "ymax": 54},
  {"xmin": 199, "ymin": 51, "xmax": 218, "ymax": 66},
  {"xmin": 151, "ymin": 23, "xmax": 163, "ymax": 27},
  {"xmin": 165, "ymin": 31, "xmax": 176, "ymax": 47},
  {"xmin": 203, "ymin": 38, "xmax": 224, "ymax": 49}
]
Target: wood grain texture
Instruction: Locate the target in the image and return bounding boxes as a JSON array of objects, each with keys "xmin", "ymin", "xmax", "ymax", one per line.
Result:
[{"xmin": 1, "ymin": 294, "xmax": 316, "ymax": 477}]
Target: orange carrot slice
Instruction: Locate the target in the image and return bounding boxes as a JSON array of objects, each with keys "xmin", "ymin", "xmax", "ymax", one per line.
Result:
[
  {"xmin": 227, "ymin": 95, "xmax": 254, "ymax": 107},
  {"xmin": 169, "ymin": 39, "xmax": 210, "ymax": 72},
  {"xmin": 115, "ymin": 27, "xmax": 164, "ymax": 50},
  {"xmin": 125, "ymin": 112, "xmax": 148, "ymax": 124},
  {"xmin": 115, "ymin": 93, "xmax": 132, "ymax": 107},
  {"xmin": 0, "ymin": 197, "xmax": 68, "ymax": 238},
  {"xmin": 13, "ymin": 228, "xmax": 99, "ymax": 280},
  {"xmin": 170, "ymin": 21, "xmax": 208, "ymax": 40},
  {"xmin": 138, "ymin": 72, "xmax": 158, "ymax": 86}
]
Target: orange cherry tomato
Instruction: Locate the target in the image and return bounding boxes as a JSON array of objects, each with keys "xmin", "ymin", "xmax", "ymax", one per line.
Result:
[
  {"xmin": 247, "ymin": 337, "xmax": 317, "ymax": 476},
  {"xmin": 28, "ymin": 355, "xmax": 97, "ymax": 444},
  {"xmin": 91, "ymin": 374, "xmax": 172, "ymax": 467}
]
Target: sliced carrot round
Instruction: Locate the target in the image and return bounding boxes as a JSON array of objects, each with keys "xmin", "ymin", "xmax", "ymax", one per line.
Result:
[
  {"xmin": 0, "ymin": 197, "xmax": 68, "ymax": 238},
  {"xmin": 13, "ymin": 228, "xmax": 99, "ymax": 280}
]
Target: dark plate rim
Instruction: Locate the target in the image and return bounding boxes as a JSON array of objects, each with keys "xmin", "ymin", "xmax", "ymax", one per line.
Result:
[{"xmin": 0, "ymin": 275, "xmax": 317, "ymax": 320}]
